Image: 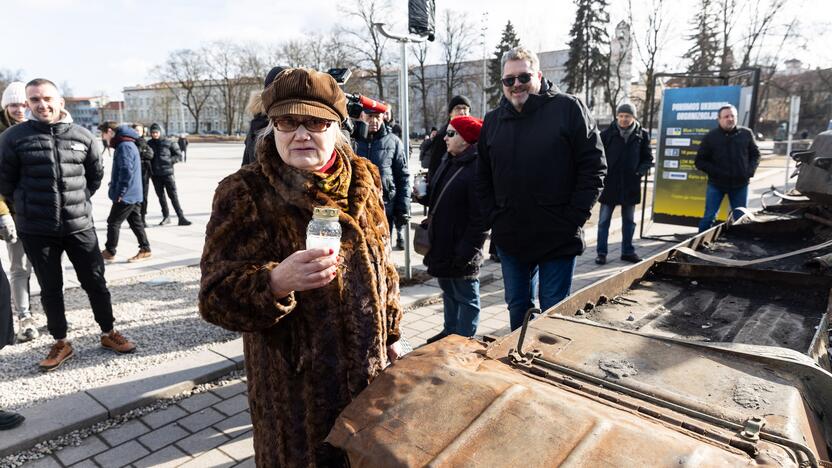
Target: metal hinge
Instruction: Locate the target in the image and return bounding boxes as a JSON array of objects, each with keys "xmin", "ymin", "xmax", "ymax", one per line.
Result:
[{"xmin": 739, "ymin": 416, "xmax": 766, "ymax": 442}]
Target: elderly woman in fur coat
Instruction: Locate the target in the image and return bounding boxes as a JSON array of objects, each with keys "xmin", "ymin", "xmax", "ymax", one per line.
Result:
[{"xmin": 199, "ymin": 68, "xmax": 403, "ymax": 467}]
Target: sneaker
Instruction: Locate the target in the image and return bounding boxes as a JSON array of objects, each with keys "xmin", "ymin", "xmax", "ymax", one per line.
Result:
[
  {"xmin": 159, "ymin": 217, "xmax": 171, "ymax": 226},
  {"xmin": 127, "ymin": 249, "xmax": 152, "ymax": 263},
  {"xmin": 393, "ymin": 240, "xmax": 405, "ymax": 251},
  {"xmin": 0, "ymin": 410, "xmax": 24, "ymax": 431},
  {"xmin": 101, "ymin": 330, "xmax": 136, "ymax": 354},
  {"xmin": 39, "ymin": 340, "xmax": 74, "ymax": 372},
  {"xmin": 621, "ymin": 253, "xmax": 642, "ymax": 263},
  {"xmin": 595, "ymin": 255, "xmax": 607, "ymax": 265},
  {"xmin": 101, "ymin": 249, "xmax": 116, "ymax": 263},
  {"xmin": 178, "ymin": 218, "xmax": 192, "ymax": 226},
  {"xmin": 15, "ymin": 316, "xmax": 39, "ymax": 343}
]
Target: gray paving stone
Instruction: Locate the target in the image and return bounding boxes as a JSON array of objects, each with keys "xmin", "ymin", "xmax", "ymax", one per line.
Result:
[
  {"xmin": 55, "ymin": 435, "xmax": 108, "ymax": 466},
  {"xmin": 213, "ymin": 394, "xmax": 249, "ymax": 417},
  {"xmin": 179, "ymin": 448, "xmax": 236, "ymax": 468},
  {"xmin": 86, "ymin": 349, "xmax": 235, "ymax": 416},
  {"xmin": 175, "ymin": 427, "xmax": 230, "ymax": 457},
  {"xmin": 218, "ymin": 430, "xmax": 254, "ymax": 461},
  {"xmin": 133, "ymin": 444, "xmax": 192, "ymax": 468},
  {"xmin": 178, "ymin": 391, "xmax": 222, "ymax": 414},
  {"xmin": 93, "ymin": 441, "xmax": 149, "ymax": 467},
  {"xmin": 68, "ymin": 460, "xmax": 98, "ymax": 468},
  {"xmin": 178, "ymin": 407, "xmax": 226, "ymax": 433},
  {"xmin": 0, "ymin": 392, "xmax": 108, "ymax": 458},
  {"xmin": 138, "ymin": 422, "xmax": 190, "ymax": 452},
  {"xmin": 234, "ymin": 457, "xmax": 256, "ymax": 468},
  {"xmin": 209, "ymin": 338, "xmax": 244, "ymax": 369},
  {"xmin": 20, "ymin": 455, "xmax": 61, "ymax": 468},
  {"xmin": 213, "ymin": 411, "xmax": 252, "ymax": 439},
  {"xmin": 99, "ymin": 419, "xmax": 150, "ymax": 447},
  {"xmin": 210, "ymin": 380, "xmax": 246, "ymax": 400},
  {"xmin": 140, "ymin": 405, "xmax": 188, "ymax": 430}
]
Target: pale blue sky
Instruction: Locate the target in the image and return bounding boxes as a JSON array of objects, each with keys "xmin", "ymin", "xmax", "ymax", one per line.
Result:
[{"xmin": 2, "ymin": 0, "xmax": 828, "ymax": 99}]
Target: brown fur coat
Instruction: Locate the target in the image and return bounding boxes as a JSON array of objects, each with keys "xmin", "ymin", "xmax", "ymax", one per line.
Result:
[{"xmin": 199, "ymin": 133, "xmax": 402, "ymax": 467}]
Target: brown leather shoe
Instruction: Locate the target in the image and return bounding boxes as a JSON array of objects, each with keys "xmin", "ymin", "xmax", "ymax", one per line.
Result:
[
  {"xmin": 101, "ymin": 249, "xmax": 116, "ymax": 263},
  {"xmin": 101, "ymin": 330, "xmax": 136, "ymax": 354},
  {"xmin": 127, "ymin": 249, "xmax": 152, "ymax": 263},
  {"xmin": 39, "ymin": 340, "xmax": 74, "ymax": 372}
]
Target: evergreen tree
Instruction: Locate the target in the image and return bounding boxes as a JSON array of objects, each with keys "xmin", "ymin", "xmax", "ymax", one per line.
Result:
[
  {"xmin": 563, "ymin": 0, "xmax": 610, "ymax": 107},
  {"xmin": 683, "ymin": 0, "xmax": 720, "ymax": 81},
  {"xmin": 487, "ymin": 21, "xmax": 521, "ymax": 108}
]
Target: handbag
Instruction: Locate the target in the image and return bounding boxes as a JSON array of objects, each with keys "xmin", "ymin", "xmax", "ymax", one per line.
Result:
[{"xmin": 413, "ymin": 165, "xmax": 465, "ymax": 256}]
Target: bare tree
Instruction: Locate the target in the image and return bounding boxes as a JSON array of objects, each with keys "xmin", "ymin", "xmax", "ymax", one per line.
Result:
[
  {"xmin": 204, "ymin": 41, "xmax": 249, "ymax": 134},
  {"xmin": 717, "ymin": 0, "xmax": 737, "ymax": 72},
  {"xmin": 154, "ymin": 49, "xmax": 213, "ymax": 134},
  {"xmin": 409, "ymin": 41, "xmax": 434, "ymax": 133},
  {"xmin": 439, "ymin": 10, "xmax": 477, "ymax": 104},
  {"xmin": 603, "ymin": 22, "xmax": 633, "ymax": 118},
  {"xmin": 628, "ymin": 0, "xmax": 673, "ymax": 122},
  {"xmin": 339, "ymin": 0, "xmax": 392, "ymax": 100},
  {"xmin": 739, "ymin": 0, "xmax": 788, "ymax": 67},
  {"xmin": 0, "ymin": 69, "xmax": 23, "ymax": 96}
]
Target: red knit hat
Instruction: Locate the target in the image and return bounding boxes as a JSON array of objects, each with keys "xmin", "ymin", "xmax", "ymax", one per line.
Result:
[{"xmin": 449, "ymin": 116, "xmax": 483, "ymax": 144}]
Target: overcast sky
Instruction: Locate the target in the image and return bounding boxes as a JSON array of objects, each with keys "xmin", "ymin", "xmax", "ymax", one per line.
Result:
[{"xmin": 2, "ymin": 0, "xmax": 829, "ymax": 100}]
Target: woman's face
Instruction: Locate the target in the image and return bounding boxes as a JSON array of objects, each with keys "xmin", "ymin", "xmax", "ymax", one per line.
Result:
[
  {"xmin": 6, "ymin": 103, "xmax": 27, "ymax": 123},
  {"xmin": 273, "ymin": 114, "xmax": 339, "ymax": 171},
  {"xmin": 444, "ymin": 124, "xmax": 470, "ymax": 156}
]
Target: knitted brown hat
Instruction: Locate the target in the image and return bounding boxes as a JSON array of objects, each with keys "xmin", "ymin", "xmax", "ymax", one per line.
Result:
[{"xmin": 261, "ymin": 68, "xmax": 347, "ymax": 122}]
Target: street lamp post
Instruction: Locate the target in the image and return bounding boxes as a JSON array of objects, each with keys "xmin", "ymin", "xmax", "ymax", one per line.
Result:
[{"xmin": 481, "ymin": 11, "xmax": 488, "ymax": 117}]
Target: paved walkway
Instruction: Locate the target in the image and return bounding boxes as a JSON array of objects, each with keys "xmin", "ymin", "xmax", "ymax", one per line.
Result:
[{"xmin": 12, "ymin": 142, "xmax": 789, "ymax": 467}]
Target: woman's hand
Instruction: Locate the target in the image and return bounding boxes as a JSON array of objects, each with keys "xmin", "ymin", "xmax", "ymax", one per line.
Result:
[
  {"xmin": 269, "ymin": 248, "xmax": 338, "ymax": 299},
  {"xmin": 387, "ymin": 341, "xmax": 402, "ymax": 364}
]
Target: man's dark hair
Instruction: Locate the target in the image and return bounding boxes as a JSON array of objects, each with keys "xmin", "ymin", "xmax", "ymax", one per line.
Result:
[
  {"xmin": 717, "ymin": 105, "xmax": 737, "ymax": 118},
  {"xmin": 98, "ymin": 121, "xmax": 118, "ymax": 132},
  {"xmin": 25, "ymin": 78, "xmax": 59, "ymax": 91}
]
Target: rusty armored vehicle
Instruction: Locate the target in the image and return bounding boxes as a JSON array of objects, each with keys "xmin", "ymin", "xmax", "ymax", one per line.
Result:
[{"xmin": 327, "ymin": 132, "xmax": 832, "ymax": 467}]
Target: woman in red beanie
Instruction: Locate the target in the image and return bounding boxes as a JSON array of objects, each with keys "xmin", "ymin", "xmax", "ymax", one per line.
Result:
[{"xmin": 418, "ymin": 115, "xmax": 489, "ymax": 343}]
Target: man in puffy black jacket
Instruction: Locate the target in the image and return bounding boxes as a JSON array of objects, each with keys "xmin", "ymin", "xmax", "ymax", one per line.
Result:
[
  {"xmin": 477, "ymin": 47, "xmax": 606, "ymax": 331},
  {"xmin": 0, "ymin": 78, "xmax": 136, "ymax": 371},
  {"xmin": 130, "ymin": 123, "xmax": 154, "ymax": 226},
  {"xmin": 354, "ymin": 109, "xmax": 411, "ymax": 250},
  {"xmin": 148, "ymin": 123, "xmax": 191, "ymax": 226},
  {"xmin": 694, "ymin": 104, "xmax": 760, "ymax": 232}
]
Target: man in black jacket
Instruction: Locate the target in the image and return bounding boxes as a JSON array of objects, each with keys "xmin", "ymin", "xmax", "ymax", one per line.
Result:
[
  {"xmin": 477, "ymin": 47, "xmax": 606, "ymax": 331},
  {"xmin": 694, "ymin": 105, "xmax": 760, "ymax": 232},
  {"xmin": 595, "ymin": 103, "xmax": 653, "ymax": 265},
  {"xmin": 0, "ymin": 79, "xmax": 136, "ymax": 371},
  {"xmin": 130, "ymin": 123, "xmax": 154, "ymax": 227},
  {"xmin": 148, "ymin": 123, "xmax": 191, "ymax": 226}
]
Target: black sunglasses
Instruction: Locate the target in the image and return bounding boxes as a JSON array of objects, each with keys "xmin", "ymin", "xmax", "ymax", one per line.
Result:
[
  {"xmin": 446, "ymin": 129, "xmax": 457, "ymax": 138},
  {"xmin": 501, "ymin": 73, "xmax": 533, "ymax": 87}
]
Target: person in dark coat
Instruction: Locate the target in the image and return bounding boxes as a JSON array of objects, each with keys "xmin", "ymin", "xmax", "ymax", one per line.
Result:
[
  {"xmin": 419, "ymin": 126, "xmax": 438, "ymax": 169},
  {"xmin": 695, "ymin": 104, "xmax": 760, "ymax": 232},
  {"xmin": 130, "ymin": 123, "xmax": 155, "ymax": 227},
  {"xmin": 477, "ymin": 47, "xmax": 606, "ymax": 331},
  {"xmin": 354, "ymin": 109, "xmax": 411, "ymax": 250},
  {"xmin": 0, "ymin": 257, "xmax": 24, "ymax": 430},
  {"xmin": 426, "ymin": 95, "xmax": 471, "ymax": 182},
  {"xmin": 595, "ymin": 103, "xmax": 653, "ymax": 265},
  {"xmin": 148, "ymin": 123, "xmax": 191, "ymax": 226},
  {"xmin": 242, "ymin": 66, "xmax": 284, "ymax": 167},
  {"xmin": 418, "ymin": 116, "xmax": 488, "ymax": 343},
  {"xmin": 99, "ymin": 122, "xmax": 151, "ymax": 263},
  {"xmin": 177, "ymin": 133, "xmax": 189, "ymax": 162}
]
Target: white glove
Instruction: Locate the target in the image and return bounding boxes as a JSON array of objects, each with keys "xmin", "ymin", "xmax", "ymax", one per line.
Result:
[{"xmin": 0, "ymin": 214, "xmax": 18, "ymax": 244}]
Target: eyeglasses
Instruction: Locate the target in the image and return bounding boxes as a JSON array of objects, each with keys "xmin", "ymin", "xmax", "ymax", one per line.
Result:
[
  {"xmin": 273, "ymin": 117, "xmax": 334, "ymax": 133},
  {"xmin": 501, "ymin": 73, "xmax": 533, "ymax": 87},
  {"xmin": 446, "ymin": 130, "xmax": 457, "ymax": 138}
]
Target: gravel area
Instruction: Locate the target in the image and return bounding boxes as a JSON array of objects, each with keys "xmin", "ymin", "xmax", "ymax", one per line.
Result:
[{"xmin": 0, "ymin": 266, "xmax": 237, "ymax": 411}]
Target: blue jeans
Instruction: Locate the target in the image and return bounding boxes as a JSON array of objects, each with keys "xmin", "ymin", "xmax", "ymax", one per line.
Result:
[
  {"xmin": 437, "ymin": 278, "xmax": 480, "ymax": 337},
  {"xmin": 497, "ymin": 247, "xmax": 577, "ymax": 331},
  {"xmin": 596, "ymin": 204, "xmax": 636, "ymax": 257},
  {"xmin": 698, "ymin": 183, "xmax": 748, "ymax": 232}
]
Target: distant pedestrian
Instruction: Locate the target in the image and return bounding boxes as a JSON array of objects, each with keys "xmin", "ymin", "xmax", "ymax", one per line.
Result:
[
  {"xmin": 177, "ymin": 133, "xmax": 189, "ymax": 162},
  {"xmin": 477, "ymin": 47, "xmax": 606, "ymax": 331},
  {"xmin": 148, "ymin": 123, "xmax": 191, "ymax": 226},
  {"xmin": 242, "ymin": 66, "xmax": 284, "ymax": 166},
  {"xmin": 419, "ymin": 126, "xmax": 438, "ymax": 169},
  {"xmin": 419, "ymin": 116, "xmax": 488, "ymax": 343},
  {"xmin": 0, "ymin": 78, "xmax": 136, "ymax": 371},
  {"xmin": 98, "ymin": 122, "xmax": 152, "ymax": 263},
  {"xmin": 130, "ymin": 123, "xmax": 155, "ymax": 227},
  {"xmin": 354, "ymin": 108, "xmax": 411, "ymax": 250},
  {"xmin": 695, "ymin": 104, "xmax": 760, "ymax": 232},
  {"xmin": 427, "ymin": 95, "xmax": 471, "ymax": 182},
  {"xmin": 595, "ymin": 103, "xmax": 653, "ymax": 265}
]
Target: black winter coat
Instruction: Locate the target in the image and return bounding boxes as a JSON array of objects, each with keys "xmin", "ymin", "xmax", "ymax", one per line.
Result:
[
  {"xmin": 0, "ymin": 118, "xmax": 103, "ymax": 236},
  {"xmin": 422, "ymin": 146, "xmax": 488, "ymax": 279},
  {"xmin": 477, "ymin": 80, "xmax": 607, "ymax": 263},
  {"xmin": 135, "ymin": 136, "xmax": 154, "ymax": 162},
  {"xmin": 694, "ymin": 126, "xmax": 760, "ymax": 190},
  {"xmin": 426, "ymin": 123, "xmax": 449, "ymax": 181},
  {"xmin": 148, "ymin": 137, "xmax": 182, "ymax": 177},
  {"xmin": 354, "ymin": 125, "xmax": 411, "ymax": 216},
  {"xmin": 599, "ymin": 122, "xmax": 653, "ymax": 206},
  {"xmin": 242, "ymin": 114, "xmax": 268, "ymax": 166}
]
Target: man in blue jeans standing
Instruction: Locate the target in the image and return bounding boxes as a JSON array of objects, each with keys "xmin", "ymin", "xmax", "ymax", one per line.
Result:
[
  {"xmin": 477, "ymin": 46, "xmax": 606, "ymax": 331},
  {"xmin": 695, "ymin": 105, "xmax": 760, "ymax": 232}
]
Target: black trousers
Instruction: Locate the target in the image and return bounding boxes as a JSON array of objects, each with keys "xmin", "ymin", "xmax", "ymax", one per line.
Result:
[
  {"xmin": 106, "ymin": 202, "xmax": 150, "ymax": 254},
  {"xmin": 0, "ymin": 263, "xmax": 13, "ymax": 349},
  {"xmin": 140, "ymin": 161, "xmax": 152, "ymax": 222},
  {"xmin": 151, "ymin": 174, "xmax": 184, "ymax": 219},
  {"xmin": 21, "ymin": 229, "xmax": 113, "ymax": 340}
]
